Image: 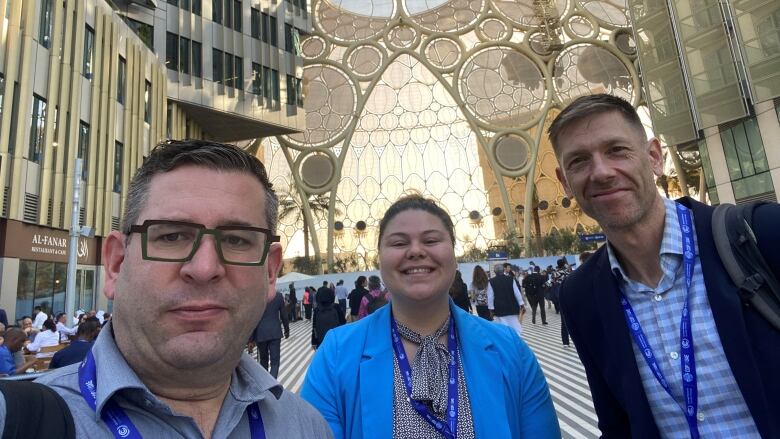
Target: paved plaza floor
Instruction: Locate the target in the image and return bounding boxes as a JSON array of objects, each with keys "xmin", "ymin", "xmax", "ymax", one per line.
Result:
[{"xmin": 257, "ymin": 310, "xmax": 599, "ymax": 439}]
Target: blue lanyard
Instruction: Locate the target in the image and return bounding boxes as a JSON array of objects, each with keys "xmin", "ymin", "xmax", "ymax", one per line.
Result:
[
  {"xmin": 78, "ymin": 350, "xmax": 266, "ymax": 439},
  {"xmin": 619, "ymin": 203, "xmax": 698, "ymax": 439},
  {"xmin": 390, "ymin": 314, "xmax": 458, "ymax": 439}
]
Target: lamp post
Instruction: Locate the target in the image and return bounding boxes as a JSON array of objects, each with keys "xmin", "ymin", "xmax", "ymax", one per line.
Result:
[{"xmin": 65, "ymin": 159, "xmax": 94, "ymax": 328}]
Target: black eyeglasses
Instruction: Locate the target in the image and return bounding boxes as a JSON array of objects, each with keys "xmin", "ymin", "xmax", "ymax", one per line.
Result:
[{"xmin": 128, "ymin": 220, "xmax": 280, "ymax": 266}]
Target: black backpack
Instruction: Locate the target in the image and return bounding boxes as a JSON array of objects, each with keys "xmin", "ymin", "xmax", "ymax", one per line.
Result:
[
  {"xmin": 0, "ymin": 380, "xmax": 75, "ymax": 439},
  {"xmin": 366, "ymin": 292, "xmax": 388, "ymax": 315},
  {"xmin": 313, "ymin": 305, "xmax": 340, "ymax": 345},
  {"xmin": 712, "ymin": 202, "xmax": 780, "ymax": 331}
]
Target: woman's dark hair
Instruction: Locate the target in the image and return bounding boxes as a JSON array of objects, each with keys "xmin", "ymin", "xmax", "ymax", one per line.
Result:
[
  {"xmin": 472, "ymin": 265, "xmax": 488, "ymax": 290},
  {"xmin": 368, "ymin": 275, "xmax": 382, "ymax": 291},
  {"xmin": 76, "ymin": 317, "xmax": 101, "ymax": 341},
  {"xmin": 449, "ymin": 270, "xmax": 466, "ymax": 295},
  {"xmin": 355, "ymin": 275, "xmax": 367, "ymax": 289},
  {"xmin": 378, "ymin": 194, "xmax": 455, "ymax": 248},
  {"xmin": 55, "ymin": 312, "xmax": 66, "ymax": 323},
  {"xmin": 42, "ymin": 319, "xmax": 57, "ymax": 332}
]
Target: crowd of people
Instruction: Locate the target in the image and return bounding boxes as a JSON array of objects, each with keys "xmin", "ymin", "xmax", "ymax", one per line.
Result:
[{"xmin": 1, "ymin": 94, "xmax": 778, "ymax": 439}]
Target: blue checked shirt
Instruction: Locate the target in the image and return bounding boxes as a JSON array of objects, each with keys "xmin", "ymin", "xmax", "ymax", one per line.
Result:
[{"xmin": 607, "ymin": 197, "xmax": 759, "ymax": 438}]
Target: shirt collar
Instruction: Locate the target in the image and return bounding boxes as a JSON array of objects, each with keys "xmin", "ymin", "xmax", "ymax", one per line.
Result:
[
  {"xmin": 607, "ymin": 197, "xmax": 692, "ymax": 282},
  {"xmin": 90, "ymin": 323, "xmax": 284, "ymax": 421}
]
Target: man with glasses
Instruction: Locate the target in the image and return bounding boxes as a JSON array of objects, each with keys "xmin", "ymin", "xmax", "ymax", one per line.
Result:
[{"xmin": 34, "ymin": 140, "xmax": 332, "ymax": 438}]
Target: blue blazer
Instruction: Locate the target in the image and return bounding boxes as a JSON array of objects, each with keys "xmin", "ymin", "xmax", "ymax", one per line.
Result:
[
  {"xmin": 301, "ymin": 301, "xmax": 560, "ymax": 438},
  {"xmin": 559, "ymin": 198, "xmax": 780, "ymax": 438}
]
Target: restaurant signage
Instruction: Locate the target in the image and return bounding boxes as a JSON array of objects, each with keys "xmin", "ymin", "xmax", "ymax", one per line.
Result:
[{"xmin": 1, "ymin": 219, "xmax": 99, "ymax": 264}]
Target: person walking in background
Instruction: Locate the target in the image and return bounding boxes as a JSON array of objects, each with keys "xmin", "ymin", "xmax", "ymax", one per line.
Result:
[
  {"xmin": 250, "ymin": 291, "xmax": 290, "ymax": 378},
  {"xmin": 303, "ymin": 287, "xmax": 313, "ymax": 320},
  {"xmin": 334, "ymin": 279, "xmax": 349, "ymax": 318},
  {"xmin": 288, "ymin": 282, "xmax": 299, "ymax": 322},
  {"xmin": 523, "ymin": 266, "xmax": 547, "ymax": 325},
  {"xmin": 301, "ymin": 194, "xmax": 560, "ymax": 438},
  {"xmin": 469, "ymin": 265, "xmax": 492, "ymax": 320},
  {"xmin": 449, "ymin": 270, "xmax": 471, "ymax": 313},
  {"xmin": 311, "ymin": 287, "xmax": 345, "ymax": 349},
  {"xmin": 357, "ymin": 275, "xmax": 389, "ymax": 319},
  {"xmin": 347, "ymin": 276, "xmax": 368, "ymax": 322},
  {"xmin": 488, "ymin": 264, "xmax": 525, "ymax": 336}
]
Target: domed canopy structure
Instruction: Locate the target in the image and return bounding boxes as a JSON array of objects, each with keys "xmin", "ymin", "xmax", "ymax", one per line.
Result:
[{"xmin": 263, "ymin": 0, "xmax": 640, "ymax": 269}]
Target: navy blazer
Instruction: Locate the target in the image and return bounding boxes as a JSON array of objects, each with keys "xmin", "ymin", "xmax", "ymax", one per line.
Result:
[
  {"xmin": 301, "ymin": 300, "xmax": 560, "ymax": 438},
  {"xmin": 559, "ymin": 197, "xmax": 780, "ymax": 438}
]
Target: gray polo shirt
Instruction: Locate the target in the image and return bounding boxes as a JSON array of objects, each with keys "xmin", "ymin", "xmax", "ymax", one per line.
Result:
[{"xmin": 32, "ymin": 326, "xmax": 333, "ymax": 438}]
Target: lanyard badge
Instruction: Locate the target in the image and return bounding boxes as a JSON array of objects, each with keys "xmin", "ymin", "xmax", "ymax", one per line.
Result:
[
  {"xmin": 79, "ymin": 349, "xmax": 266, "ymax": 439},
  {"xmin": 620, "ymin": 203, "xmax": 699, "ymax": 439},
  {"xmin": 391, "ymin": 314, "xmax": 459, "ymax": 439}
]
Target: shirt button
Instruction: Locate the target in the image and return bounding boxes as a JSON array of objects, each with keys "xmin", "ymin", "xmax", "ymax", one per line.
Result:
[
  {"xmin": 654, "ymin": 294, "xmax": 662, "ymax": 302},
  {"xmin": 669, "ymin": 351, "xmax": 679, "ymax": 360},
  {"xmin": 697, "ymin": 412, "xmax": 705, "ymax": 422}
]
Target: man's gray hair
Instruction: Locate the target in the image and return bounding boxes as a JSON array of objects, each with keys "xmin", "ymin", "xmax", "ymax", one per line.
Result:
[
  {"xmin": 121, "ymin": 139, "xmax": 278, "ymax": 234},
  {"xmin": 548, "ymin": 94, "xmax": 645, "ymax": 155}
]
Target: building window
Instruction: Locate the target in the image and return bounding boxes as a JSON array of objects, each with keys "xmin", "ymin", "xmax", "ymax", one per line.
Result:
[
  {"xmin": 272, "ymin": 69, "xmax": 280, "ymax": 101},
  {"xmin": 252, "ymin": 63, "xmax": 262, "ymax": 95},
  {"xmin": 167, "ymin": 0, "xmax": 179, "ymax": 5},
  {"xmin": 166, "ymin": 102, "xmax": 173, "ymax": 137},
  {"xmin": 234, "ymin": 56, "xmax": 243, "ymax": 90},
  {"xmin": 212, "ymin": 0, "xmax": 222, "ymax": 23},
  {"xmin": 263, "ymin": 66, "xmax": 272, "ymax": 100},
  {"xmin": 720, "ymin": 117, "xmax": 775, "ymax": 200},
  {"xmin": 77, "ymin": 121, "xmax": 89, "ymax": 180},
  {"xmin": 117, "ymin": 56, "xmax": 126, "ymax": 104},
  {"xmin": 286, "ymin": 74, "xmax": 295, "ymax": 104},
  {"xmin": 39, "ymin": 0, "xmax": 53, "ymax": 48},
  {"xmin": 213, "ymin": 49, "xmax": 223, "ymax": 84},
  {"xmin": 29, "ymin": 94, "xmax": 47, "ymax": 163},
  {"xmin": 251, "ymin": 8, "xmax": 260, "ymax": 39},
  {"xmin": 181, "ymin": 0, "xmax": 190, "ymax": 10},
  {"xmin": 166, "ymin": 32, "xmax": 178, "ymax": 71},
  {"xmin": 224, "ymin": 0, "xmax": 232, "ymax": 28},
  {"xmin": 122, "ymin": 17, "xmax": 154, "ymax": 50},
  {"xmin": 296, "ymin": 77, "xmax": 303, "ymax": 107},
  {"xmin": 83, "ymin": 25, "xmax": 95, "ymax": 79},
  {"xmin": 192, "ymin": 41, "xmax": 202, "ymax": 77},
  {"xmin": 180, "ymin": 37, "xmax": 191, "ymax": 74},
  {"xmin": 285, "ymin": 24, "xmax": 293, "ymax": 53},
  {"xmin": 225, "ymin": 51, "xmax": 234, "ymax": 88},
  {"xmin": 15, "ymin": 261, "xmax": 68, "ymax": 322},
  {"xmin": 233, "ymin": 0, "xmax": 242, "ymax": 32},
  {"xmin": 114, "ymin": 141, "xmax": 123, "ymax": 193},
  {"xmin": 261, "ymin": 13, "xmax": 270, "ymax": 43},
  {"xmin": 694, "ymin": 140, "xmax": 719, "ymax": 204},
  {"xmin": 270, "ymin": 16, "xmax": 278, "ymax": 46},
  {"xmin": 192, "ymin": 0, "xmax": 202, "ymax": 15},
  {"xmin": 144, "ymin": 80, "xmax": 152, "ymax": 123},
  {"xmin": 0, "ymin": 74, "xmax": 5, "ymax": 117}
]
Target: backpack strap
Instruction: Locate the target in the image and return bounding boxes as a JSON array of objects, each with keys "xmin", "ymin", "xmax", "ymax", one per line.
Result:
[
  {"xmin": 712, "ymin": 202, "xmax": 780, "ymax": 331},
  {"xmin": 0, "ymin": 380, "xmax": 75, "ymax": 439}
]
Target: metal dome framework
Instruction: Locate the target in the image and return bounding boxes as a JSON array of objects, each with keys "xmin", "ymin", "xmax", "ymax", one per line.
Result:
[{"xmin": 263, "ymin": 0, "xmax": 641, "ymax": 268}]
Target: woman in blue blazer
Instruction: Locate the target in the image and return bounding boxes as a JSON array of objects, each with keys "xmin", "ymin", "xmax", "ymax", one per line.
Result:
[{"xmin": 301, "ymin": 195, "xmax": 560, "ymax": 438}]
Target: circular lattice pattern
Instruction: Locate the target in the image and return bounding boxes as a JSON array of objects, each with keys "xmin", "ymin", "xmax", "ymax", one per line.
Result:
[
  {"xmin": 613, "ymin": 29, "xmax": 636, "ymax": 55},
  {"xmin": 565, "ymin": 14, "xmax": 597, "ymax": 39},
  {"xmin": 476, "ymin": 16, "xmax": 512, "ymax": 41},
  {"xmin": 579, "ymin": 0, "xmax": 629, "ymax": 28},
  {"xmin": 298, "ymin": 152, "xmax": 336, "ymax": 192},
  {"xmin": 423, "ymin": 36, "xmax": 462, "ymax": 71},
  {"xmin": 409, "ymin": 0, "xmax": 484, "ymax": 33},
  {"xmin": 287, "ymin": 64, "xmax": 357, "ymax": 146},
  {"xmin": 345, "ymin": 43, "xmax": 386, "ymax": 79},
  {"xmin": 316, "ymin": 1, "xmax": 390, "ymax": 42},
  {"xmin": 301, "ymin": 35, "xmax": 328, "ymax": 60},
  {"xmin": 492, "ymin": 0, "xmax": 568, "ymax": 29},
  {"xmin": 385, "ymin": 24, "xmax": 420, "ymax": 50},
  {"xmin": 493, "ymin": 133, "xmax": 530, "ymax": 172},
  {"xmin": 553, "ymin": 43, "xmax": 634, "ymax": 105},
  {"xmin": 459, "ymin": 46, "xmax": 546, "ymax": 128}
]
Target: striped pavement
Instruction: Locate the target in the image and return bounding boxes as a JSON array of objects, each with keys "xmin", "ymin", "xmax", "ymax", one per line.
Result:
[{"xmin": 253, "ymin": 309, "xmax": 600, "ymax": 438}]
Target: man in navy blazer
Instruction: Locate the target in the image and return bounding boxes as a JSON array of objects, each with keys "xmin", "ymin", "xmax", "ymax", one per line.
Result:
[{"xmin": 549, "ymin": 94, "xmax": 780, "ymax": 438}]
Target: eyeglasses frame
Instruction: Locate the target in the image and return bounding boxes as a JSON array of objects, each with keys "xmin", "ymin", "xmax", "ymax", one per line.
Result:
[{"xmin": 127, "ymin": 219, "xmax": 281, "ymax": 266}]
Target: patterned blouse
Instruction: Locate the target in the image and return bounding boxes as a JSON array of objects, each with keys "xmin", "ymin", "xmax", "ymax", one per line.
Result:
[{"xmin": 391, "ymin": 319, "xmax": 475, "ymax": 439}]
